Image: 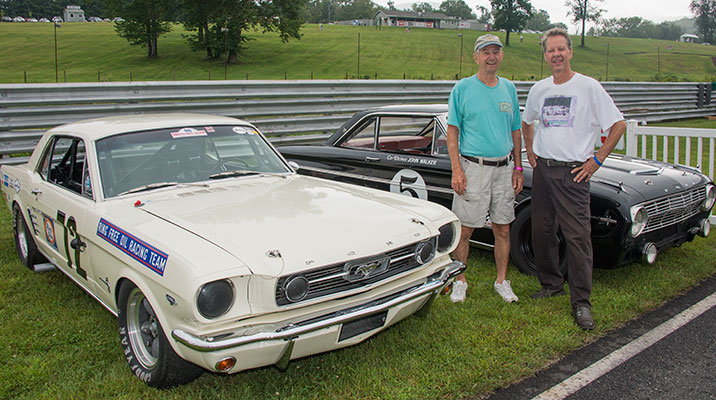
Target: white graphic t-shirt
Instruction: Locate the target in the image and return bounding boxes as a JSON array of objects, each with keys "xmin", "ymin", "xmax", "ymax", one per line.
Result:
[{"xmin": 522, "ymin": 73, "xmax": 623, "ymax": 162}]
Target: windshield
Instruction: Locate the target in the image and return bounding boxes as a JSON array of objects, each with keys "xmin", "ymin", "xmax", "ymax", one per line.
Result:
[{"xmin": 95, "ymin": 125, "xmax": 290, "ymax": 198}]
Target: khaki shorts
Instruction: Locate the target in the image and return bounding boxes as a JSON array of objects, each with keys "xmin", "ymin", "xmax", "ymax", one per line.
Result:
[{"xmin": 452, "ymin": 156, "xmax": 515, "ymax": 228}]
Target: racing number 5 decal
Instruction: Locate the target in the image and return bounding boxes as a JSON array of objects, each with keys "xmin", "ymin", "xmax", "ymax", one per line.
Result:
[
  {"xmin": 57, "ymin": 210, "xmax": 87, "ymax": 279},
  {"xmin": 390, "ymin": 169, "xmax": 428, "ymax": 200}
]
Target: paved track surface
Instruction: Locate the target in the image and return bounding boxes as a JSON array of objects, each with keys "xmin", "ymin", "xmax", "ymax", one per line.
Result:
[{"xmin": 488, "ymin": 273, "xmax": 716, "ymax": 400}]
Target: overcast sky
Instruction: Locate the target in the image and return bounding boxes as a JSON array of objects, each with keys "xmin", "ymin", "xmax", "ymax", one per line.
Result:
[{"xmin": 380, "ymin": 0, "xmax": 695, "ymax": 33}]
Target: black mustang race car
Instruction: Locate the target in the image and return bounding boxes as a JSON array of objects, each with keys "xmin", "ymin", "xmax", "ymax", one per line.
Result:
[{"xmin": 279, "ymin": 105, "xmax": 715, "ymax": 275}]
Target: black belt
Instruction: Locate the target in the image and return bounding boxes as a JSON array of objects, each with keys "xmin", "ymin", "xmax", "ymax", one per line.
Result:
[
  {"xmin": 539, "ymin": 157, "xmax": 583, "ymax": 168},
  {"xmin": 462, "ymin": 155, "xmax": 511, "ymax": 167}
]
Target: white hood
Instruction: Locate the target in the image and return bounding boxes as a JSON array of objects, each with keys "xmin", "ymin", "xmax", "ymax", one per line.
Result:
[{"xmin": 138, "ymin": 175, "xmax": 439, "ymax": 277}]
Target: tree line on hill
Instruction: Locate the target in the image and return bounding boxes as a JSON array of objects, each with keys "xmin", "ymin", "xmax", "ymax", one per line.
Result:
[{"xmin": 2, "ymin": 0, "xmax": 714, "ymax": 62}]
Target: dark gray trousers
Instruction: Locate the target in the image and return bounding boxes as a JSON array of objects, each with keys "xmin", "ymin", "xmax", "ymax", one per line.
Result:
[{"xmin": 531, "ymin": 158, "xmax": 593, "ymax": 309}]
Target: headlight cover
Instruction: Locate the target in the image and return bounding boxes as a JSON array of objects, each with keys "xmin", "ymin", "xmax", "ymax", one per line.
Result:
[
  {"xmin": 197, "ymin": 279, "xmax": 234, "ymax": 319},
  {"xmin": 629, "ymin": 206, "xmax": 648, "ymax": 238},
  {"xmin": 437, "ymin": 222, "xmax": 457, "ymax": 253},
  {"xmin": 415, "ymin": 238, "xmax": 436, "ymax": 264},
  {"xmin": 283, "ymin": 275, "xmax": 310, "ymax": 302},
  {"xmin": 701, "ymin": 184, "xmax": 716, "ymax": 212}
]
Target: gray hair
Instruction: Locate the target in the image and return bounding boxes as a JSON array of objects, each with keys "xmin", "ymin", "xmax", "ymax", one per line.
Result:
[{"xmin": 541, "ymin": 28, "xmax": 572, "ymax": 53}]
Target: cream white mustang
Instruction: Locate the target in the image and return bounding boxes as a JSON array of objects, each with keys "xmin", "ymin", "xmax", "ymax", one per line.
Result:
[{"xmin": 1, "ymin": 114, "xmax": 463, "ymax": 388}]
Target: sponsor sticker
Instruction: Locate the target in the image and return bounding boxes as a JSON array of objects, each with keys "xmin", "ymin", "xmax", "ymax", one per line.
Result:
[
  {"xmin": 44, "ymin": 215, "xmax": 58, "ymax": 249},
  {"xmin": 96, "ymin": 218, "xmax": 168, "ymax": 276},
  {"xmin": 170, "ymin": 127, "xmax": 207, "ymax": 138},
  {"xmin": 232, "ymin": 126, "xmax": 258, "ymax": 135},
  {"xmin": 12, "ymin": 179, "xmax": 20, "ymax": 193},
  {"xmin": 204, "ymin": 126, "xmax": 215, "ymax": 133},
  {"xmin": 3, "ymin": 174, "xmax": 8, "ymax": 187}
]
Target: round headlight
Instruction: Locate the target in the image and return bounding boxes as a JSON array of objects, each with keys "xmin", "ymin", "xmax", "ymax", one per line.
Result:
[
  {"xmin": 630, "ymin": 206, "xmax": 648, "ymax": 238},
  {"xmin": 415, "ymin": 240, "xmax": 436, "ymax": 264},
  {"xmin": 438, "ymin": 222, "xmax": 456, "ymax": 252},
  {"xmin": 197, "ymin": 279, "xmax": 234, "ymax": 319},
  {"xmin": 701, "ymin": 184, "xmax": 716, "ymax": 212},
  {"xmin": 284, "ymin": 275, "xmax": 309, "ymax": 303}
]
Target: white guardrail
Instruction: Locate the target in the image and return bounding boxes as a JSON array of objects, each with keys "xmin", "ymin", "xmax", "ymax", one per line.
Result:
[{"xmin": 626, "ymin": 119, "xmax": 716, "ymax": 223}]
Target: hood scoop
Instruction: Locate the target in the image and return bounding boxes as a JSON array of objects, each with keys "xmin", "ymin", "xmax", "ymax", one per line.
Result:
[{"xmin": 629, "ymin": 167, "xmax": 663, "ymax": 176}]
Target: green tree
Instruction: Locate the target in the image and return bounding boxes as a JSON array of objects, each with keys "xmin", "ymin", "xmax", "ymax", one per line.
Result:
[
  {"xmin": 335, "ymin": 0, "xmax": 376, "ymax": 20},
  {"xmin": 182, "ymin": 0, "xmax": 307, "ymax": 64},
  {"xmin": 439, "ymin": 0, "xmax": 474, "ymax": 19},
  {"xmin": 411, "ymin": 2, "xmax": 435, "ymax": 13},
  {"xmin": 106, "ymin": 0, "xmax": 176, "ymax": 58},
  {"xmin": 182, "ymin": 0, "xmax": 219, "ymax": 58},
  {"xmin": 655, "ymin": 21, "xmax": 683, "ymax": 41},
  {"xmin": 525, "ymin": 8, "xmax": 550, "ymax": 31},
  {"xmin": 475, "ymin": 5, "xmax": 491, "ymax": 23},
  {"xmin": 565, "ymin": 0, "xmax": 604, "ymax": 47},
  {"xmin": 690, "ymin": 0, "xmax": 716, "ymax": 43},
  {"xmin": 490, "ymin": 0, "xmax": 533, "ymax": 46},
  {"xmin": 594, "ymin": 17, "xmax": 682, "ymax": 40}
]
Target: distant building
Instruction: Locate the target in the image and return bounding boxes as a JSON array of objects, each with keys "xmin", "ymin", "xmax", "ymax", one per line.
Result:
[
  {"xmin": 373, "ymin": 10, "xmax": 488, "ymax": 30},
  {"xmin": 63, "ymin": 5, "xmax": 85, "ymax": 22},
  {"xmin": 679, "ymin": 33, "xmax": 699, "ymax": 43},
  {"xmin": 457, "ymin": 20, "xmax": 490, "ymax": 31}
]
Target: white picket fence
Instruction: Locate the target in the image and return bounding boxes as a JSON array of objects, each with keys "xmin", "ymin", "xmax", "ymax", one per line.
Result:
[{"xmin": 625, "ymin": 119, "xmax": 716, "ymax": 223}]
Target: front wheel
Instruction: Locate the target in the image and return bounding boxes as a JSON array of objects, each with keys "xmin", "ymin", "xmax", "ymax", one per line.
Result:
[
  {"xmin": 13, "ymin": 203, "xmax": 46, "ymax": 270},
  {"xmin": 117, "ymin": 282, "xmax": 203, "ymax": 388},
  {"xmin": 510, "ymin": 204, "xmax": 568, "ymax": 277}
]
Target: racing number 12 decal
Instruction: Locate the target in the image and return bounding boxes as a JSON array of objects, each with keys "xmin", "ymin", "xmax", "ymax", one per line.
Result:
[{"xmin": 57, "ymin": 210, "xmax": 87, "ymax": 279}]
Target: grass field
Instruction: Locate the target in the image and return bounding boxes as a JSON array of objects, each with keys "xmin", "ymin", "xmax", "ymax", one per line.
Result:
[
  {"xmin": 0, "ymin": 118, "xmax": 714, "ymax": 399},
  {"xmin": 1, "ymin": 22, "xmax": 716, "ymax": 83}
]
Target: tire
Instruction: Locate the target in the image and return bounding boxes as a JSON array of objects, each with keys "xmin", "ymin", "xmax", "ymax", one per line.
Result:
[
  {"xmin": 117, "ymin": 282, "xmax": 203, "ymax": 388},
  {"xmin": 509, "ymin": 204, "xmax": 568, "ymax": 277},
  {"xmin": 13, "ymin": 204, "xmax": 46, "ymax": 270}
]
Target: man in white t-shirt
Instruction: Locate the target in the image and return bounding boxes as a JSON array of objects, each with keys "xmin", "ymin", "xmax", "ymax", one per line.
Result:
[{"xmin": 521, "ymin": 28, "xmax": 626, "ymax": 330}]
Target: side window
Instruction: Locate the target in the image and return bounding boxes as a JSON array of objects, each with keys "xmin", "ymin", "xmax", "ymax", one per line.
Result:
[
  {"xmin": 82, "ymin": 159, "xmax": 93, "ymax": 199},
  {"xmin": 39, "ymin": 136, "xmax": 91, "ymax": 197},
  {"xmin": 340, "ymin": 118, "xmax": 377, "ymax": 149},
  {"xmin": 433, "ymin": 123, "xmax": 449, "ymax": 157},
  {"xmin": 376, "ymin": 116, "xmax": 435, "ymax": 154}
]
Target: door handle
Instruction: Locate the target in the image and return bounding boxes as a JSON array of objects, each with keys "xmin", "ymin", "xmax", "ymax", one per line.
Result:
[
  {"xmin": 365, "ymin": 156, "xmax": 380, "ymax": 162},
  {"xmin": 31, "ymin": 188, "xmax": 42, "ymax": 195}
]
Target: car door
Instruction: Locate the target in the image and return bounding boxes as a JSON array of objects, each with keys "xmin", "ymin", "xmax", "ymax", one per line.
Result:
[
  {"xmin": 30, "ymin": 136, "xmax": 95, "ymax": 287},
  {"xmin": 358, "ymin": 113, "xmax": 454, "ymax": 209}
]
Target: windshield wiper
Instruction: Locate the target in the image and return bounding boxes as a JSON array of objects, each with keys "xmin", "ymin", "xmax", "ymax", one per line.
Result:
[
  {"xmin": 119, "ymin": 181, "xmax": 179, "ymax": 196},
  {"xmin": 209, "ymin": 170, "xmax": 260, "ymax": 180}
]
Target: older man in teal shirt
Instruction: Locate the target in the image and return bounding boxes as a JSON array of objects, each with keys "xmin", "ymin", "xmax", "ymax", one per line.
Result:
[{"xmin": 446, "ymin": 34, "xmax": 524, "ymax": 303}]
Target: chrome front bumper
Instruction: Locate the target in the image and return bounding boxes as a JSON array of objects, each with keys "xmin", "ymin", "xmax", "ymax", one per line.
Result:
[{"xmin": 172, "ymin": 260, "xmax": 465, "ymax": 353}]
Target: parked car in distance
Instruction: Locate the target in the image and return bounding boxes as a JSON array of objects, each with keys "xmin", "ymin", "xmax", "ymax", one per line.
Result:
[
  {"xmin": 13, "ymin": 16, "xmax": 25, "ymax": 22},
  {"xmin": 51, "ymin": 16, "xmax": 63, "ymax": 22},
  {"xmin": 279, "ymin": 104, "xmax": 715, "ymax": 275},
  {"xmin": 1, "ymin": 113, "xmax": 463, "ymax": 388}
]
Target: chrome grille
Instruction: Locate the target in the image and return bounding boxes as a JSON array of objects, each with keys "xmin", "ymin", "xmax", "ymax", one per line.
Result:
[
  {"xmin": 275, "ymin": 237, "xmax": 436, "ymax": 306},
  {"xmin": 642, "ymin": 187, "xmax": 706, "ymax": 234}
]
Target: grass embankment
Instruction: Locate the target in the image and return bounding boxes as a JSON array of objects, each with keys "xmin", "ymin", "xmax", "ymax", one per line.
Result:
[
  {"xmin": 0, "ymin": 120, "xmax": 714, "ymax": 399},
  {"xmin": 1, "ymin": 22, "xmax": 716, "ymax": 83}
]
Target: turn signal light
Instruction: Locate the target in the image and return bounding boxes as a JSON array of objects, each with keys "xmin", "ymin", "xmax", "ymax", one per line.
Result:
[{"xmin": 216, "ymin": 357, "xmax": 236, "ymax": 372}]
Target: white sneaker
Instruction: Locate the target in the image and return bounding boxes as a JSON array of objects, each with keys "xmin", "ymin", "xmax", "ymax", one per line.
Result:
[
  {"xmin": 450, "ymin": 281, "xmax": 468, "ymax": 303},
  {"xmin": 494, "ymin": 280, "xmax": 519, "ymax": 303}
]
